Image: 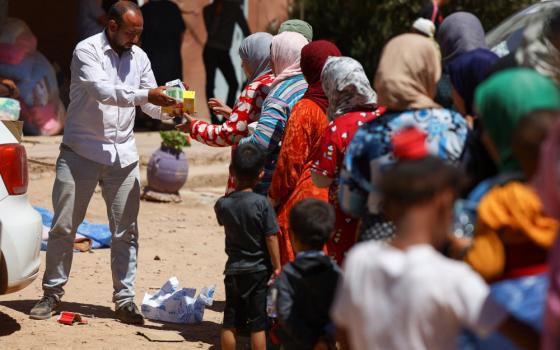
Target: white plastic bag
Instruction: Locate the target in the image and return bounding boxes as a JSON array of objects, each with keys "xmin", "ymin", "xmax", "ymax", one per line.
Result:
[{"xmin": 141, "ymin": 277, "xmax": 215, "ymax": 324}]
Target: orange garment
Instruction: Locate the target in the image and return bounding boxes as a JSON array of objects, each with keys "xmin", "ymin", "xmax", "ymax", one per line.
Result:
[
  {"xmin": 269, "ymin": 99, "xmax": 329, "ymax": 264},
  {"xmin": 466, "ymin": 181, "xmax": 559, "ymax": 282}
]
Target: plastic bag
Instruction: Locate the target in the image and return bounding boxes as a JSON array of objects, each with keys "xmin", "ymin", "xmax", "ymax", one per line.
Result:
[{"xmin": 141, "ymin": 277, "xmax": 215, "ymax": 324}]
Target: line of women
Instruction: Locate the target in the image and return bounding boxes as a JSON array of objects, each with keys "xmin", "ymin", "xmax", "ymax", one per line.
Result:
[{"xmin": 178, "ymin": 13, "xmax": 560, "ymax": 349}]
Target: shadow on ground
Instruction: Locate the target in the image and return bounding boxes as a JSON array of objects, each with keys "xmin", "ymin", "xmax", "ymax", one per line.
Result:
[
  {"xmin": 138, "ymin": 320, "xmax": 221, "ymax": 346},
  {"xmin": 0, "ymin": 310, "xmax": 21, "ymax": 336},
  {"xmin": 207, "ymin": 300, "xmax": 225, "ymax": 313},
  {"xmin": 0, "ymin": 299, "xmax": 115, "ymax": 319}
]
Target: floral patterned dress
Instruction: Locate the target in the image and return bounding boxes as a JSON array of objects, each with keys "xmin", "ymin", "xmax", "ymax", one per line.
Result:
[
  {"xmin": 311, "ymin": 110, "xmax": 381, "ymax": 264},
  {"xmin": 189, "ymin": 73, "xmax": 274, "ymax": 194}
]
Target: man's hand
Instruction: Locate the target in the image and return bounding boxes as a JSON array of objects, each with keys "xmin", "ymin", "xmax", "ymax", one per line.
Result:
[
  {"xmin": 148, "ymin": 87, "xmax": 177, "ymax": 107},
  {"xmin": 208, "ymin": 98, "xmax": 233, "ymax": 117},
  {"xmin": 176, "ymin": 113, "xmax": 195, "ymax": 133}
]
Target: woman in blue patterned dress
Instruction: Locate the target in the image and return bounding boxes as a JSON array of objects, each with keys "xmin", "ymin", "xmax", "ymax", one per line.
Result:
[{"xmin": 339, "ymin": 34, "xmax": 469, "ymax": 241}]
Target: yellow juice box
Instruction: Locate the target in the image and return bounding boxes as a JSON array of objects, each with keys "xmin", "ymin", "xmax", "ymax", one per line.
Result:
[{"xmin": 162, "ymin": 89, "xmax": 196, "ymax": 115}]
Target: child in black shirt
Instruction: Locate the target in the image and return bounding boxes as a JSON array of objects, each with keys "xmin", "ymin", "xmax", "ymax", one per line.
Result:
[
  {"xmin": 271, "ymin": 199, "xmax": 340, "ymax": 350},
  {"xmin": 214, "ymin": 143, "xmax": 281, "ymax": 350}
]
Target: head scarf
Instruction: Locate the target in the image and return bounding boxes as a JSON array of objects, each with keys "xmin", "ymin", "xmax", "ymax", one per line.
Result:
[
  {"xmin": 278, "ymin": 19, "xmax": 313, "ymax": 42},
  {"xmin": 412, "ymin": 18, "xmax": 436, "ymax": 38},
  {"xmin": 321, "ymin": 56, "xmax": 377, "ymax": 120},
  {"xmin": 475, "ymin": 68, "xmax": 560, "ymax": 171},
  {"xmin": 270, "ymin": 31, "xmax": 308, "ymax": 89},
  {"xmin": 437, "ymin": 12, "xmax": 487, "ymax": 64},
  {"xmin": 300, "ymin": 40, "xmax": 341, "ymax": 112},
  {"xmin": 516, "ymin": 17, "xmax": 560, "ymax": 85},
  {"xmin": 448, "ymin": 48, "xmax": 499, "ymax": 115},
  {"xmin": 238, "ymin": 32, "xmax": 273, "ymax": 83},
  {"xmin": 374, "ymin": 34, "xmax": 441, "ymax": 111}
]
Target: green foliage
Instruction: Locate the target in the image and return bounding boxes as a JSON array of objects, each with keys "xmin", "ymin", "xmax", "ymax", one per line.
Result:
[
  {"xmin": 159, "ymin": 130, "xmax": 191, "ymax": 153},
  {"xmin": 291, "ymin": 0, "xmax": 534, "ymax": 75}
]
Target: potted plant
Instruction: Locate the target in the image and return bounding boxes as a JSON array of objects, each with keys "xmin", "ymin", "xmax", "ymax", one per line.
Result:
[{"xmin": 145, "ymin": 131, "xmax": 190, "ymax": 200}]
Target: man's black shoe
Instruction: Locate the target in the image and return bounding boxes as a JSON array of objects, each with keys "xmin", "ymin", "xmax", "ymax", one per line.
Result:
[{"xmin": 115, "ymin": 302, "xmax": 144, "ymax": 325}]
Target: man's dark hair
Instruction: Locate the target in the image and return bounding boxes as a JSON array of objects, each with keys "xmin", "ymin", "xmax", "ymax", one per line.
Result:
[
  {"xmin": 232, "ymin": 143, "xmax": 265, "ymax": 183},
  {"xmin": 289, "ymin": 199, "xmax": 335, "ymax": 250},
  {"xmin": 107, "ymin": 0, "xmax": 140, "ymax": 25},
  {"xmin": 380, "ymin": 156, "xmax": 462, "ymax": 211}
]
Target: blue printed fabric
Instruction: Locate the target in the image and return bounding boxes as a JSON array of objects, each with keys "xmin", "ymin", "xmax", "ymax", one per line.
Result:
[
  {"xmin": 460, "ymin": 273, "xmax": 548, "ymax": 350},
  {"xmin": 340, "ymin": 108, "xmax": 468, "ymax": 218}
]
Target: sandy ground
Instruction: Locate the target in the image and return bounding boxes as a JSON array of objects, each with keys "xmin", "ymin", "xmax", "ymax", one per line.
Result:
[{"xmin": 0, "ymin": 133, "xmax": 235, "ymax": 349}]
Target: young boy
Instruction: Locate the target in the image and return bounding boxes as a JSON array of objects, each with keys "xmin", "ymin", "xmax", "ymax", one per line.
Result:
[
  {"xmin": 214, "ymin": 143, "xmax": 281, "ymax": 350},
  {"xmin": 271, "ymin": 199, "xmax": 340, "ymax": 350},
  {"xmin": 331, "ymin": 129, "xmax": 539, "ymax": 350}
]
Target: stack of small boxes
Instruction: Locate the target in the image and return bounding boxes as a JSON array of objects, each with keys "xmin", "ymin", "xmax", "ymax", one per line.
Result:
[{"xmin": 162, "ymin": 79, "xmax": 196, "ymax": 115}]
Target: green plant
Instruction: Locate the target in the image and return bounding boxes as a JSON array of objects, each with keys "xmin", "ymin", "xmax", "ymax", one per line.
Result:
[
  {"xmin": 290, "ymin": 0, "xmax": 534, "ymax": 76},
  {"xmin": 159, "ymin": 130, "xmax": 191, "ymax": 153}
]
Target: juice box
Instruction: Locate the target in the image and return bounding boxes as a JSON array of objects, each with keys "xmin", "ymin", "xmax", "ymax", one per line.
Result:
[{"xmin": 162, "ymin": 89, "xmax": 196, "ymax": 115}]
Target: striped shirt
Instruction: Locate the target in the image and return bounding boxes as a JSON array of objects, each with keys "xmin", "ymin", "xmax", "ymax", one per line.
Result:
[{"xmin": 240, "ymin": 74, "xmax": 308, "ymax": 195}]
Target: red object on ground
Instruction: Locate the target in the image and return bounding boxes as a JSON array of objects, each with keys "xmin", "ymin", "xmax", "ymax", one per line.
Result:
[{"xmin": 57, "ymin": 312, "xmax": 88, "ymax": 325}]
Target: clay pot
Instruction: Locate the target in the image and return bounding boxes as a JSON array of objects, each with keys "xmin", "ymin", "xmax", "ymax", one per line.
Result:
[{"xmin": 146, "ymin": 144, "xmax": 189, "ymax": 193}]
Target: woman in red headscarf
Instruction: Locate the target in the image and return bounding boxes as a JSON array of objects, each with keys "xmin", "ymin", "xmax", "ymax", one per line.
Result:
[{"xmin": 268, "ymin": 40, "xmax": 341, "ymax": 264}]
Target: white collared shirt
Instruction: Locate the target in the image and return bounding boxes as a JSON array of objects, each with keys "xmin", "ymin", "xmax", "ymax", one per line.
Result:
[{"xmin": 63, "ymin": 31, "xmax": 166, "ymax": 167}]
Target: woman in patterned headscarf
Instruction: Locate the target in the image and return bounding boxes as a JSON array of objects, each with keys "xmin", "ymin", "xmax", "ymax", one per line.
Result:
[
  {"xmin": 310, "ymin": 56, "xmax": 382, "ymax": 264},
  {"xmin": 340, "ymin": 34, "xmax": 468, "ymax": 242}
]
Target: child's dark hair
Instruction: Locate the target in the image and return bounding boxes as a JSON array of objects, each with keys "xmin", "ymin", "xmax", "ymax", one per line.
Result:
[
  {"xmin": 232, "ymin": 143, "xmax": 266, "ymax": 183},
  {"xmin": 380, "ymin": 156, "xmax": 462, "ymax": 214},
  {"xmin": 289, "ymin": 199, "xmax": 335, "ymax": 250},
  {"xmin": 512, "ymin": 110, "xmax": 560, "ymax": 180}
]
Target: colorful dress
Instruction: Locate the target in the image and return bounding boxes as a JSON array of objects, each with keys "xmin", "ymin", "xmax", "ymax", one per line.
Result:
[
  {"xmin": 311, "ymin": 110, "xmax": 380, "ymax": 264},
  {"xmin": 269, "ymin": 99, "xmax": 330, "ymax": 264},
  {"xmin": 190, "ymin": 73, "xmax": 274, "ymax": 194},
  {"xmin": 240, "ymin": 74, "xmax": 308, "ymax": 195},
  {"xmin": 340, "ymin": 108, "xmax": 468, "ymax": 241}
]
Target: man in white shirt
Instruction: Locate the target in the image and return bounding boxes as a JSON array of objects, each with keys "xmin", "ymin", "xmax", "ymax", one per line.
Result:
[{"xmin": 30, "ymin": 1, "xmax": 176, "ymax": 324}]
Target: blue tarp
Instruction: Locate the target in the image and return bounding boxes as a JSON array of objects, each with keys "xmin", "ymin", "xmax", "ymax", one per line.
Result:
[{"xmin": 35, "ymin": 206, "xmax": 112, "ymax": 250}]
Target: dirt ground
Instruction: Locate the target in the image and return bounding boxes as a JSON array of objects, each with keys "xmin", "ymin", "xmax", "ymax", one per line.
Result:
[{"xmin": 0, "ymin": 133, "xmax": 235, "ymax": 349}]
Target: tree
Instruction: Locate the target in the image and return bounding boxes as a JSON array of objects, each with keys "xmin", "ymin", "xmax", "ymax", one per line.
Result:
[{"xmin": 290, "ymin": 0, "xmax": 534, "ymax": 76}]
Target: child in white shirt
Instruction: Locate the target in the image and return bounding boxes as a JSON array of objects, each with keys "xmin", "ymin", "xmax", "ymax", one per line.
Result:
[{"xmin": 331, "ymin": 128, "xmax": 539, "ymax": 350}]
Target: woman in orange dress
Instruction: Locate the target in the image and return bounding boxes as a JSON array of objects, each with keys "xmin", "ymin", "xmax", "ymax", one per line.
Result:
[{"xmin": 268, "ymin": 40, "xmax": 341, "ymax": 264}]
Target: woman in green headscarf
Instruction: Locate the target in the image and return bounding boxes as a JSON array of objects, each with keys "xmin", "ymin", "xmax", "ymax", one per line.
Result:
[
  {"xmin": 456, "ymin": 68, "xmax": 560, "ymax": 349},
  {"xmin": 278, "ymin": 19, "xmax": 313, "ymax": 42},
  {"xmin": 476, "ymin": 68, "xmax": 560, "ymax": 172}
]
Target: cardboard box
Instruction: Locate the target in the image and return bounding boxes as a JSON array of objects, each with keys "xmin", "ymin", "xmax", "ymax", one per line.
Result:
[
  {"xmin": 162, "ymin": 90, "xmax": 196, "ymax": 115},
  {"xmin": 1, "ymin": 120, "xmax": 23, "ymax": 142}
]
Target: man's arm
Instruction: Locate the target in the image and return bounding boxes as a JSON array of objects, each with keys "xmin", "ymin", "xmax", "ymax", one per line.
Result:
[
  {"xmin": 138, "ymin": 55, "xmax": 170, "ymax": 120},
  {"xmin": 73, "ymin": 47, "xmax": 175, "ymax": 112}
]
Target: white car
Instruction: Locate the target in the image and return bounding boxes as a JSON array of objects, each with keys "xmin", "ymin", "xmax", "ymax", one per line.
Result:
[{"xmin": 0, "ymin": 121, "xmax": 42, "ymax": 294}]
